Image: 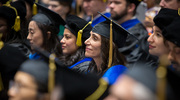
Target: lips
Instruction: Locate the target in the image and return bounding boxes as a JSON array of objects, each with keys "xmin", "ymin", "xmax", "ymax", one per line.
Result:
[
  {"xmin": 149, "ymin": 45, "xmax": 155, "ymax": 49},
  {"xmin": 61, "ymin": 46, "xmax": 66, "ymax": 49},
  {"xmin": 85, "ymin": 47, "xmax": 91, "ymax": 51}
]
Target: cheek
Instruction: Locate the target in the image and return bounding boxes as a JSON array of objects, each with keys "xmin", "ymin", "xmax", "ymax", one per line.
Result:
[
  {"xmin": 18, "ymin": 89, "xmax": 37, "ymax": 100},
  {"xmin": 64, "ymin": 39, "xmax": 78, "ymax": 54},
  {"xmin": 33, "ymin": 33, "xmax": 44, "ymax": 47}
]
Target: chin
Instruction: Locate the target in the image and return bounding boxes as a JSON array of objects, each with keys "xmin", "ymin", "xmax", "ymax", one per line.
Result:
[{"xmin": 85, "ymin": 52, "xmax": 91, "ymax": 58}]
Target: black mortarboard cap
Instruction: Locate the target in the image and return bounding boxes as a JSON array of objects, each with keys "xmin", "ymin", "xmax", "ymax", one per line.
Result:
[
  {"xmin": 32, "ymin": 46, "xmax": 109, "ymax": 100},
  {"xmin": 0, "ymin": 0, "xmax": 9, "ymax": 4},
  {"xmin": 19, "ymin": 59, "xmax": 49, "ymax": 93},
  {"xmin": 31, "ymin": 3, "xmax": 66, "ymax": 32},
  {"xmin": 154, "ymin": 8, "xmax": 179, "ymax": 31},
  {"xmin": 163, "ymin": 17, "xmax": 180, "ymax": 47},
  {"xmin": 125, "ymin": 65, "xmax": 157, "ymax": 94},
  {"xmin": 0, "ymin": 44, "xmax": 27, "ymax": 99},
  {"xmin": 55, "ymin": 65, "xmax": 109, "ymax": 100},
  {"xmin": 0, "ymin": 0, "xmax": 26, "ymax": 31},
  {"xmin": 65, "ymin": 15, "xmax": 92, "ymax": 46},
  {"xmin": 129, "ymin": 0, "xmax": 142, "ymax": 7},
  {"xmin": 92, "ymin": 12, "xmax": 129, "ymax": 48},
  {"xmin": 11, "ymin": 0, "xmax": 27, "ymax": 21}
]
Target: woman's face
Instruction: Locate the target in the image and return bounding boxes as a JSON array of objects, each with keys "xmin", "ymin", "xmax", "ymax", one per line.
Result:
[
  {"xmin": 60, "ymin": 28, "xmax": 78, "ymax": 55},
  {"xmin": 147, "ymin": 26, "xmax": 169, "ymax": 57},
  {"xmin": 48, "ymin": 1, "xmax": 69, "ymax": 20},
  {"xmin": 27, "ymin": 21, "xmax": 44, "ymax": 50},
  {"xmin": 0, "ymin": 17, "xmax": 8, "ymax": 40},
  {"xmin": 8, "ymin": 71, "xmax": 38, "ymax": 100},
  {"xmin": 84, "ymin": 31, "xmax": 101, "ymax": 59}
]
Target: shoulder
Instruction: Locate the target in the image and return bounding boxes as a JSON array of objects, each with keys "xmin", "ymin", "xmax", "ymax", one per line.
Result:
[
  {"xmin": 102, "ymin": 65, "xmax": 127, "ymax": 85},
  {"xmin": 128, "ymin": 23, "xmax": 147, "ymax": 34}
]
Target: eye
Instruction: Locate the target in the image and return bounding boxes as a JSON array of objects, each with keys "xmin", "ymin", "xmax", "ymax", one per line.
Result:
[
  {"xmin": 155, "ymin": 32, "xmax": 162, "ymax": 37},
  {"xmin": 64, "ymin": 35, "xmax": 71, "ymax": 39},
  {"xmin": 174, "ymin": 47, "xmax": 180, "ymax": 54},
  {"xmin": 92, "ymin": 35, "xmax": 98, "ymax": 41},
  {"xmin": 28, "ymin": 29, "xmax": 34, "ymax": 35}
]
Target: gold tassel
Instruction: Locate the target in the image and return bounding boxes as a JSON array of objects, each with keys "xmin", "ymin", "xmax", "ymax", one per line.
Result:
[
  {"xmin": 3, "ymin": 3, "xmax": 21, "ymax": 32},
  {"xmin": 48, "ymin": 54, "xmax": 56, "ymax": 93},
  {"xmin": 156, "ymin": 55, "xmax": 170, "ymax": 100},
  {"xmin": 14, "ymin": 16, "xmax": 20, "ymax": 32},
  {"xmin": 85, "ymin": 78, "xmax": 108, "ymax": 100},
  {"xmin": 33, "ymin": 3, "xmax": 37, "ymax": 15},
  {"xmin": 108, "ymin": 20, "xmax": 113, "ymax": 68},
  {"xmin": 76, "ymin": 15, "xmax": 93, "ymax": 46},
  {"xmin": 76, "ymin": 30, "xmax": 83, "ymax": 46},
  {"xmin": 0, "ymin": 73, "xmax": 4, "ymax": 92},
  {"xmin": 0, "ymin": 33, "xmax": 4, "ymax": 50},
  {"xmin": 178, "ymin": 8, "xmax": 180, "ymax": 16},
  {"xmin": 5, "ymin": 0, "xmax": 12, "ymax": 5},
  {"xmin": 103, "ymin": 0, "xmax": 107, "ymax": 3}
]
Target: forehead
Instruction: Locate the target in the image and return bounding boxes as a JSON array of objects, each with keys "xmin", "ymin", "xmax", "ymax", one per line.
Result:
[
  {"xmin": 90, "ymin": 31, "xmax": 101, "ymax": 37},
  {"xmin": 15, "ymin": 71, "xmax": 35, "ymax": 84},
  {"xmin": 167, "ymin": 41, "xmax": 179, "ymax": 49},
  {"xmin": 29, "ymin": 21, "xmax": 38, "ymax": 27}
]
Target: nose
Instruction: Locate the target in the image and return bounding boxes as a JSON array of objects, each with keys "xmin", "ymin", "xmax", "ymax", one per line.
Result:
[
  {"xmin": 159, "ymin": 0, "xmax": 165, "ymax": 8},
  {"xmin": 147, "ymin": 34, "xmax": 154, "ymax": 43},
  {"xmin": 83, "ymin": 1, "xmax": 88, "ymax": 8},
  {"xmin": 48, "ymin": 5, "xmax": 52, "ymax": 10},
  {"xmin": 84, "ymin": 37, "xmax": 90, "ymax": 46},
  {"xmin": 168, "ymin": 51, "xmax": 175, "ymax": 62},
  {"xmin": 8, "ymin": 86, "xmax": 17, "ymax": 98},
  {"xmin": 27, "ymin": 33, "xmax": 31, "ymax": 41},
  {"xmin": 108, "ymin": 2, "xmax": 114, "ymax": 9},
  {"xmin": 60, "ymin": 37, "xmax": 65, "ymax": 44}
]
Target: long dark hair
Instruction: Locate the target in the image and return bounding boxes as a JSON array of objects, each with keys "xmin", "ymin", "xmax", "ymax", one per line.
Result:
[
  {"xmin": 88, "ymin": 35, "xmax": 126, "ymax": 75},
  {"xmin": 35, "ymin": 21, "xmax": 62, "ymax": 57},
  {"xmin": 59, "ymin": 46, "xmax": 85, "ymax": 67}
]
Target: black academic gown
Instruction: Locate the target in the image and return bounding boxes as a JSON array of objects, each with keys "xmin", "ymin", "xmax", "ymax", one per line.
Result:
[{"xmin": 0, "ymin": 44, "xmax": 27, "ymax": 100}]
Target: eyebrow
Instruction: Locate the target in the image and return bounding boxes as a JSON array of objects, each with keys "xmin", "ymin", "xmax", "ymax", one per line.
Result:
[{"xmin": 92, "ymin": 33, "xmax": 99, "ymax": 38}]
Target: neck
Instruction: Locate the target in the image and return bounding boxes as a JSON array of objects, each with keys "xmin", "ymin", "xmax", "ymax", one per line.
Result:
[
  {"xmin": 116, "ymin": 14, "xmax": 134, "ymax": 24},
  {"xmin": 93, "ymin": 57, "xmax": 102, "ymax": 71}
]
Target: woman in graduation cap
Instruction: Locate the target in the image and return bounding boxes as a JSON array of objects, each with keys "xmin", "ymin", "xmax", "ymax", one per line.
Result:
[
  {"xmin": 84, "ymin": 13, "xmax": 128, "ymax": 85},
  {"xmin": 0, "ymin": 0, "xmax": 31, "ymax": 57},
  {"xmin": 59, "ymin": 15, "xmax": 92, "ymax": 73},
  {"xmin": 8, "ymin": 60, "xmax": 50, "ymax": 100},
  {"xmin": 147, "ymin": 8, "xmax": 179, "ymax": 69},
  {"xmin": 27, "ymin": 3, "xmax": 65, "ymax": 59}
]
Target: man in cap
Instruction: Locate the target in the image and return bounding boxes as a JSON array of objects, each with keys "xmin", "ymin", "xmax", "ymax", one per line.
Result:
[
  {"xmin": 163, "ymin": 17, "xmax": 180, "ymax": 71},
  {"xmin": 108, "ymin": 0, "xmax": 153, "ymax": 68},
  {"xmin": 159, "ymin": 0, "xmax": 180, "ymax": 10},
  {"xmin": 82, "ymin": 0, "xmax": 111, "ymax": 27}
]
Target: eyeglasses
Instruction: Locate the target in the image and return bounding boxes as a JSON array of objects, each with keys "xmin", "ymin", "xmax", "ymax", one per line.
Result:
[{"xmin": 9, "ymin": 80, "xmax": 37, "ymax": 93}]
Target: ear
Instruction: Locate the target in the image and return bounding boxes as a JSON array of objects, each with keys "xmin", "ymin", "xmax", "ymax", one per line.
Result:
[
  {"xmin": 47, "ymin": 31, "xmax": 51, "ymax": 39},
  {"xmin": 127, "ymin": 3, "xmax": 136, "ymax": 15}
]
